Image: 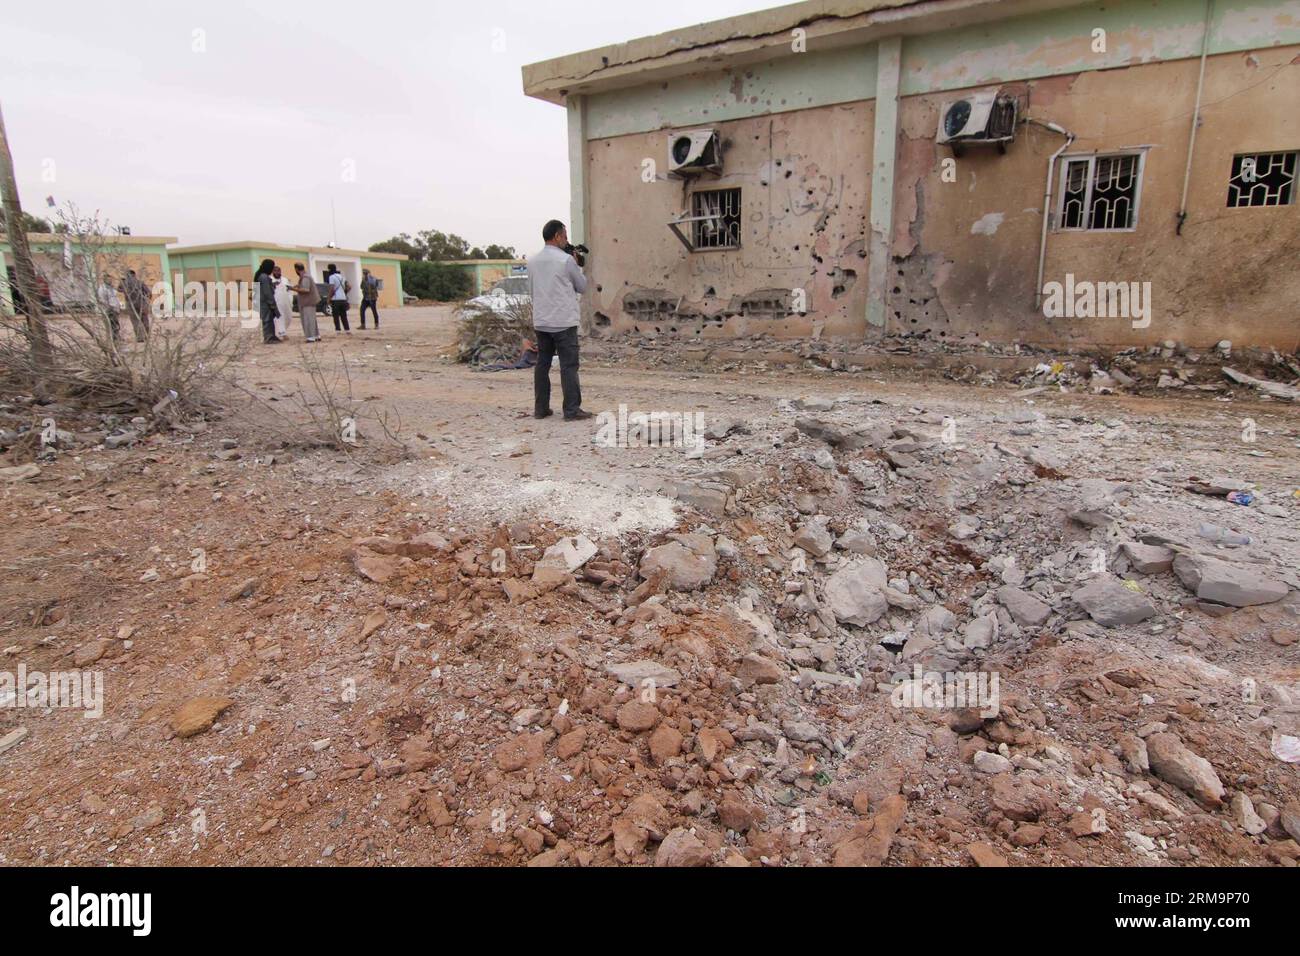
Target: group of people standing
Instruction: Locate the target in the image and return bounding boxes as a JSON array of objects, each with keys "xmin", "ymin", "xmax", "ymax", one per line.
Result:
[
  {"xmin": 253, "ymin": 259, "xmax": 381, "ymax": 345},
  {"xmin": 96, "ymin": 269, "xmax": 151, "ymax": 343}
]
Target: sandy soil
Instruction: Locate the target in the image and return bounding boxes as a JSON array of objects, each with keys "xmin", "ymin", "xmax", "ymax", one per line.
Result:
[{"xmin": 1, "ymin": 306, "xmax": 1297, "ymax": 867}]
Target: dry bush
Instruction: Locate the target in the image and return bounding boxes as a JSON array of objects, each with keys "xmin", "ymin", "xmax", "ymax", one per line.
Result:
[
  {"xmin": 232, "ymin": 345, "xmax": 408, "ymax": 458},
  {"xmin": 0, "ymin": 206, "xmax": 245, "ymax": 417},
  {"xmin": 455, "ymin": 297, "xmax": 533, "ymax": 365}
]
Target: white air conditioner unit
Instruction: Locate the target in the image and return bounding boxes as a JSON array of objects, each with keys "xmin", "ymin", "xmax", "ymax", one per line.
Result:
[
  {"xmin": 936, "ymin": 90, "xmax": 1018, "ymax": 153},
  {"xmin": 668, "ymin": 129, "xmax": 721, "ymax": 178}
]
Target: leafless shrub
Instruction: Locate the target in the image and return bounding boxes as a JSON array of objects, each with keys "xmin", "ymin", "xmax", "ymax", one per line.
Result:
[
  {"xmin": 233, "ymin": 346, "xmax": 408, "ymax": 458},
  {"xmin": 0, "ymin": 205, "xmax": 246, "ymax": 416},
  {"xmin": 455, "ymin": 297, "xmax": 533, "ymax": 366}
]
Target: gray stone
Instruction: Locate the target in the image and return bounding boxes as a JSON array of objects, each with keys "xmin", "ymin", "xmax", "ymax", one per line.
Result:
[
  {"xmin": 998, "ymin": 586, "xmax": 1051, "ymax": 627},
  {"xmin": 963, "ymin": 615, "xmax": 998, "ymax": 649},
  {"xmin": 793, "ymin": 522, "xmax": 832, "ymax": 558},
  {"xmin": 973, "ymin": 751, "xmax": 1013, "ymax": 774},
  {"xmin": 824, "ymin": 558, "xmax": 889, "ymax": 627},
  {"xmin": 640, "ymin": 538, "xmax": 718, "ymax": 591},
  {"xmin": 1172, "ymin": 553, "xmax": 1288, "ymax": 608},
  {"xmin": 1121, "ymin": 542, "xmax": 1175, "ymax": 574},
  {"xmin": 1071, "ymin": 575, "xmax": 1157, "ymax": 627},
  {"xmin": 606, "ymin": 660, "xmax": 682, "ymax": 688}
]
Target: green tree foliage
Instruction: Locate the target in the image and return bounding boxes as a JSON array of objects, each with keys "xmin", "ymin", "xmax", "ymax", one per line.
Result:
[
  {"xmin": 368, "ymin": 233, "xmax": 423, "ymax": 260},
  {"xmin": 483, "ymin": 244, "xmax": 517, "ymax": 260},
  {"xmin": 401, "ymin": 260, "xmax": 473, "ymax": 301}
]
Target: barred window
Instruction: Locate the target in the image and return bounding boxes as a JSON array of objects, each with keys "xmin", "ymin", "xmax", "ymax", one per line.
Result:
[
  {"xmin": 691, "ymin": 188, "xmax": 742, "ymax": 250},
  {"xmin": 1058, "ymin": 153, "xmax": 1143, "ymax": 230},
  {"xmin": 1227, "ymin": 151, "xmax": 1297, "ymax": 207}
]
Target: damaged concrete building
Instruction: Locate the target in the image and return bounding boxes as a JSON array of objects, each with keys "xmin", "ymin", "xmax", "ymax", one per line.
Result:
[{"xmin": 522, "ymin": 0, "xmax": 1299, "ymax": 350}]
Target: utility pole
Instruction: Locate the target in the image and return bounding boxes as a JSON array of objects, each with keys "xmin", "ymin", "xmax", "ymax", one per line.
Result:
[{"xmin": 0, "ymin": 99, "xmax": 53, "ymax": 370}]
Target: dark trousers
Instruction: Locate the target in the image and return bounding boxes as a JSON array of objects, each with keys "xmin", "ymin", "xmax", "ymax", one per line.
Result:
[
  {"xmin": 534, "ymin": 326, "xmax": 581, "ymax": 417},
  {"xmin": 331, "ymin": 300, "xmax": 350, "ymax": 331},
  {"xmin": 360, "ymin": 301, "xmax": 378, "ymax": 327},
  {"xmin": 260, "ymin": 303, "xmax": 278, "ymax": 342}
]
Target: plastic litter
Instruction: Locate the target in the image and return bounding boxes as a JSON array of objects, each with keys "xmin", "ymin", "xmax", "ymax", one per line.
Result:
[
  {"xmin": 1226, "ymin": 490, "xmax": 1255, "ymax": 506},
  {"xmin": 1197, "ymin": 523, "xmax": 1252, "ymax": 547}
]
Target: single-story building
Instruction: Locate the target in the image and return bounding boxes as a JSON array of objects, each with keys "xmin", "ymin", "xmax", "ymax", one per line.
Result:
[
  {"xmin": 0, "ymin": 233, "xmax": 176, "ymax": 316},
  {"xmin": 168, "ymin": 241, "xmax": 408, "ymax": 310},
  {"xmin": 447, "ymin": 259, "xmax": 528, "ymax": 295},
  {"xmin": 523, "ymin": 0, "xmax": 1299, "ymax": 350}
]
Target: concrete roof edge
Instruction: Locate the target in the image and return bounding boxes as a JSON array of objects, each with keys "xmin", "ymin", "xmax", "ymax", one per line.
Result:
[
  {"xmin": 521, "ymin": 0, "xmax": 1059, "ymax": 103},
  {"xmin": 1, "ymin": 234, "xmax": 178, "ymax": 245},
  {"xmin": 169, "ymin": 241, "xmax": 408, "ymax": 261}
]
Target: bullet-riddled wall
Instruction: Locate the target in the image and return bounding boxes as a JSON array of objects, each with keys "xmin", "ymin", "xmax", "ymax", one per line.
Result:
[{"xmin": 529, "ymin": 0, "xmax": 1300, "ymax": 350}]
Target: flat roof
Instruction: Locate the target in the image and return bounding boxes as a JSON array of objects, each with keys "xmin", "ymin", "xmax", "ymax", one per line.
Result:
[
  {"xmin": 522, "ymin": 0, "xmax": 1076, "ymax": 104},
  {"xmin": 168, "ymin": 240, "xmax": 408, "ymax": 261},
  {"xmin": 1, "ymin": 233, "xmax": 177, "ymax": 246}
]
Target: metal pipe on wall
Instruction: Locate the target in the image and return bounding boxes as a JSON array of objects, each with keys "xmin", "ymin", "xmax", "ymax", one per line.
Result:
[
  {"xmin": 1032, "ymin": 120, "xmax": 1074, "ymax": 311},
  {"xmin": 1178, "ymin": 0, "xmax": 1216, "ymax": 235}
]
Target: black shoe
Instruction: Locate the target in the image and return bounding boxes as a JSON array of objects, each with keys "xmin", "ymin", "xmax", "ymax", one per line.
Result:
[
  {"xmin": 534, "ymin": 410, "xmax": 553, "ymax": 419},
  {"xmin": 564, "ymin": 409, "xmax": 593, "ymax": 421}
]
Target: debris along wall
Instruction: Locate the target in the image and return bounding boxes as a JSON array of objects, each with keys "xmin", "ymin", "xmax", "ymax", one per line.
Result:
[
  {"xmin": 586, "ymin": 99, "xmax": 875, "ymax": 339},
  {"xmin": 895, "ymin": 45, "xmax": 1300, "ymax": 351}
]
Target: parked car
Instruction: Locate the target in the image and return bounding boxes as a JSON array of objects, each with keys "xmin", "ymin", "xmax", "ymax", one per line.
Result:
[{"xmin": 464, "ymin": 275, "xmax": 529, "ymax": 315}]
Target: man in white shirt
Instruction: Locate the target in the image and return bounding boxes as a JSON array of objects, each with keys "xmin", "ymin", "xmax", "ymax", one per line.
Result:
[
  {"xmin": 528, "ymin": 220, "xmax": 590, "ymax": 420},
  {"xmin": 326, "ymin": 264, "xmax": 351, "ymax": 334}
]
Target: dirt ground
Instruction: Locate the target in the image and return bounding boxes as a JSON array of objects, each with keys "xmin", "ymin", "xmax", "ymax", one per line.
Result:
[{"xmin": 1, "ymin": 305, "xmax": 1298, "ymax": 867}]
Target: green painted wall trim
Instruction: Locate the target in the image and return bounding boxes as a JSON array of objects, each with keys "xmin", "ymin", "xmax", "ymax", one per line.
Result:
[
  {"xmin": 579, "ymin": 0, "xmax": 1298, "ymax": 140},
  {"xmin": 586, "ymin": 42, "xmax": 879, "ymax": 140}
]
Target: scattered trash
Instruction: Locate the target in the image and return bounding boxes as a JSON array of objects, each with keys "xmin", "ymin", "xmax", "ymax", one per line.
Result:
[
  {"xmin": 1226, "ymin": 491, "xmax": 1254, "ymax": 506},
  {"xmin": 1197, "ymin": 523, "xmax": 1252, "ymax": 547}
]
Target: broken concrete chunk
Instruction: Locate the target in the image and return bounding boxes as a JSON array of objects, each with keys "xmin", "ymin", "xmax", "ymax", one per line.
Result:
[
  {"xmin": 640, "ymin": 538, "xmax": 717, "ymax": 591},
  {"xmin": 1171, "ymin": 553, "xmax": 1289, "ymax": 608},
  {"xmin": 824, "ymin": 558, "xmax": 889, "ymax": 626},
  {"xmin": 1120, "ymin": 542, "xmax": 1175, "ymax": 575},
  {"xmin": 1071, "ymin": 575, "xmax": 1157, "ymax": 627},
  {"xmin": 537, "ymin": 535, "xmax": 598, "ymax": 574},
  {"xmin": 606, "ymin": 660, "xmax": 681, "ymax": 688},
  {"xmin": 793, "ymin": 522, "xmax": 832, "ymax": 558}
]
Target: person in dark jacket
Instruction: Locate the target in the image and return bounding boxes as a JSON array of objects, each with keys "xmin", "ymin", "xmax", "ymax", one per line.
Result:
[{"xmin": 254, "ymin": 258, "xmax": 281, "ymax": 345}]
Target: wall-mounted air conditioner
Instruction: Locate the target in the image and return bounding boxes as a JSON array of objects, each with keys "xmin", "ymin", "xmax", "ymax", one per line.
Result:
[
  {"xmin": 668, "ymin": 129, "xmax": 722, "ymax": 178},
  {"xmin": 936, "ymin": 90, "xmax": 1018, "ymax": 154}
]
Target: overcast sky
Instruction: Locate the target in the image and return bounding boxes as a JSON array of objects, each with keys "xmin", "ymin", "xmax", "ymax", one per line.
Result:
[{"xmin": 0, "ymin": 0, "xmax": 762, "ymax": 256}]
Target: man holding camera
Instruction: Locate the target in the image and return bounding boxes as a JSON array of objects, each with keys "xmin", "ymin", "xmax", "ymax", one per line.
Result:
[{"xmin": 528, "ymin": 220, "xmax": 591, "ymax": 421}]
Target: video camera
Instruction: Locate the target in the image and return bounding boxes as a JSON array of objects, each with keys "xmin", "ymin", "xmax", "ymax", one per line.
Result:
[{"xmin": 563, "ymin": 243, "xmax": 590, "ymax": 268}]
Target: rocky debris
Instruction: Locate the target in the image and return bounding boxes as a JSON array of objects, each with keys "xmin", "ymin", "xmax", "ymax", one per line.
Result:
[
  {"xmin": 0, "ymin": 464, "xmax": 41, "ymax": 482},
  {"xmin": 639, "ymin": 535, "xmax": 717, "ymax": 591},
  {"xmin": 0, "ymin": 727, "xmax": 30, "ymax": 757},
  {"xmin": 535, "ymin": 535, "xmax": 597, "ymax": 574},
  {"xmin": 1120, "ymin": 542, "xmax": 1175, "ymax": 575},
  {"xmin": 169, "ymin": 697, "xmax": 234, "ymax": 738},
  {"xmin": 1171, "ymin": 553, "xmax": 1289, "ymax": 608},
  {"xmin": 494, "ymin": 733, "xmax": 545, "ymax": 772},
  {"xmin": 988, "ymin": 775, "xmax": 1053, "ymax": 822},
  {"xmin": 968, "ymin": 842, "xmax": 1009, "ymax": 867},
  {"xmin": 823, "ymin": 558, "xmax": 889, "ymax": 626},
  {"xmin": 606, "ymin": 660, "xmax": 681, "ymax": 688},
  {"xmin": 1280, "ymin": 802, "xmax": 1300, "ymax": 843},
  {"xmin": 1071, "ymin": 575, "xmax": 1157, "ymax": 627},
  {"xmin": 793, "ymin": 522, "xmax": 833, "ymax": 558},
  {"xmin": 1232, "ymin": 793, "xmax": 1267, "ymax": 836},
  {"xmin": 615, "ymin": 701, "xmax": 660, "ymax": 732},
  {"xmin": 360, "ymin": 607, "xmax": 388, "ymax": 639},
  {"xmin": 648, "ymin": 724, "xmax": 683, "ymax": 763},
  {"xmin": 997, "ymin": 586, "xmax": 1050, "ymax": 627},
  {"xmin": 224, "ymin": 577, "xmax": 259, "ymax": 602},
  {"xmin": 973, "ymin": 751, "xmax": 1013, "ymax": 774},
  {"xmin": 73, "ymin": 639, "xmax": 110, "ymax": 667},
  {"xmin": 737, "ymin": 653, "xmax": 784, "ymax": 686},
  {"xmin": 1146, "ymin": 733, "xmax": 1225, "ymax": 807},
  {"xmin": 654, "ymin": 827, "xmax": 711, "ymax": 867},
  {"xmin": 350, "ymin": 547, "xmax": 401, "ymax": 584},
  {"xmin": 833, "ymin": 793, "xmax": 907, "ymax": 866}
]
